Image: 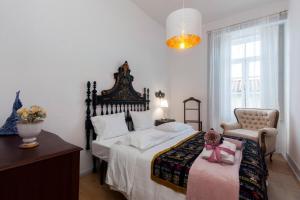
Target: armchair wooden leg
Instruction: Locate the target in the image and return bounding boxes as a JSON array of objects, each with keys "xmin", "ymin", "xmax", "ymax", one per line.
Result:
[
  {"xmin": 260, "ymin": 133, "xmax": 267, "ymax": 155},
  {"xmin": 270, "ymin": 153, "xmax": 273, "ymax": 162}
]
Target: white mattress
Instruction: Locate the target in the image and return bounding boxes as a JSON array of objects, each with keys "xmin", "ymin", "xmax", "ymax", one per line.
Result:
[{"xmin": 92, "ymin": 133, "xmax": 131, "ymax": 162}]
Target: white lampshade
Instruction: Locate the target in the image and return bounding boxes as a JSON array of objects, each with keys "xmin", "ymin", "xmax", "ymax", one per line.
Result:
[
  {"xmin": 166, "ymin": 8, "xmax": 202, "ymax": 49},
  {"xmin": 160, "ymin": 99, "xmax": 169, "ymax": 108}
]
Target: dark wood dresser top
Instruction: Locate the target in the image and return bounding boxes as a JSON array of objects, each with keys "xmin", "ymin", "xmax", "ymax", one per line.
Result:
[{"xmin": 0, "ymin": 131, "xmax": 82, "ymax": 171}]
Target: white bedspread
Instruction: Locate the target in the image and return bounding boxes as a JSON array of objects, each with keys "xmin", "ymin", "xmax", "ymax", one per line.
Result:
[
  {"xmin": 106, "ymin": 128, "xmax": 196, "ymax": 200},
  {"xmin": 92, "ymin": 133, "xmax": 131, "ymax": 162}
]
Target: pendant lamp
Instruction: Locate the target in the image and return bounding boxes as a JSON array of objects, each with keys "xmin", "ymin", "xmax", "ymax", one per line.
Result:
[{"xmin": 166, "ymin": 1, "xmax": 202, "ymax": 49}]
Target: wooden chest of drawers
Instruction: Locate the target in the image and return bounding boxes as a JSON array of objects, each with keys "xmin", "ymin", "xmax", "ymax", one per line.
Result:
[{"xmin": 0, "ymin": 131, "xmax": 82, "ymax": 200}]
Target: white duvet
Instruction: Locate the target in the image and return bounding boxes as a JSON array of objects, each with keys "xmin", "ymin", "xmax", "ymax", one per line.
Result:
[
  {"xmin": 106, "ymin": 127, "xmax": 196, "ymax": 200},
  {"xmin": 119, "ymin": 128, "xmax": 185, "ymax": 150}
]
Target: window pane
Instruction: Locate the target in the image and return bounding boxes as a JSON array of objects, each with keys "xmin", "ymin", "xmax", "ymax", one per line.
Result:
[
  {"xmin": 248, "ymin": 78, "xmax": 260, "ymax": 92},
  {"xmin": 231, "ymin": 79, "xmax": 244, "ymax": 112},
  {"xmin": 248, "ymin": 61, "xmax": 261, "ymax": 77},
  {"xmin": 231, "ymin": 63, "xmax": 242, "ymax": 78},
  {"xmin": 246, "ymin": 41, "xmax": 260, "ymax": 57},
  {"xmin": 231, "ymin": 44, "xmax": 244, "ymax": 59},
  {"xmin": 246, "ymin": 93, "xmax": 261, "ymax": 107},
  {"xmin": 247, "ymin": 60, "xmax": 261, "ymax": 107},
  {"xmin": 231, "ymin": 63, "xmax": 244, "ymax": 111},
  {"xmin": 231, "ymin": 93, "xmax": 244, "ymax": 112},
  {"xmin": 231, "ymin": 78, "xmax": 242, "ymax": 93},
  {"xmin": 230, "ymin": 37, "xmax": 262, "ymax": 110}
]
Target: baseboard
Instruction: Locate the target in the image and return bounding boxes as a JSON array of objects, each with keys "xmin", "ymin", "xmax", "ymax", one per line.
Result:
[
  {"xmin": 80, "ymin": 167, "xmax": 93, "ymax": 176},
  {"xmin": 286, "ymin": 153, "xmax": 300, "ymax": 182}
]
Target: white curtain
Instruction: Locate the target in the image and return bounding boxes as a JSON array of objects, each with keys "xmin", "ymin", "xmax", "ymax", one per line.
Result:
[
  {"xmin": 260, "ymin": 25, "xmax": 279, "ymax": 109},
  {"xmin": 208, "ymin": 12, "xmax": 287, "ymax": 131},
  {"xmin": 208, "ymin": 29, "xmax": 232, "ymax": 130}
]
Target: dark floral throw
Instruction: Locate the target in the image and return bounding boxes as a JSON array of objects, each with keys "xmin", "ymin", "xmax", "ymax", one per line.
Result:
[{"xmin": 151, "ymin": 132, "xmax": 268, "ymax": 200}]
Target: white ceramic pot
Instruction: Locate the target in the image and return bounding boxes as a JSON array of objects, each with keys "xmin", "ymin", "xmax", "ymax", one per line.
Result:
[{"xmin": 17, "ymin": 121, "xmax": 43, "ymax": 145}]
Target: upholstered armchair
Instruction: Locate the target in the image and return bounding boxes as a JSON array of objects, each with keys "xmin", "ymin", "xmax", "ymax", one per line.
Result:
[{"xmin": 220, "ymin": 108, "xmax": 279, "ymax": 161}]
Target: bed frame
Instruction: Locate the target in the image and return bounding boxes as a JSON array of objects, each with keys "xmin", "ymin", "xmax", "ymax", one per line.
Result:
[{"xmin": 85, "ymin": 61, "xmax": 150, "ymax": 181}]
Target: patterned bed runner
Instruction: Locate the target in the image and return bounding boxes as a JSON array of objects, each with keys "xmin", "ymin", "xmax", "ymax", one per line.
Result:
[{"xmin": 151, "ymin": 132, "xmax": 268, "ymax": 200}]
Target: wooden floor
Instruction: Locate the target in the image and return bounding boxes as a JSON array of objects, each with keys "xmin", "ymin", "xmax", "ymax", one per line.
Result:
[
  {"xmin": 267, "ymin": 154, "xmax": 300, "ymax": 200},
  {"xmin": 79, "ymin": 154, "xmax": 300, "ymax": 200}
]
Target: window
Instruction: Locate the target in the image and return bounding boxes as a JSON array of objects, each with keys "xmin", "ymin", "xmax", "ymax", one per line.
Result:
[
  {"xmin": 208, "ymin": 12, "xmax": 286, "ymax": 129},
  {"xmin": 230, "ymin": 35, "xmax": 261, "ymax": 112}
]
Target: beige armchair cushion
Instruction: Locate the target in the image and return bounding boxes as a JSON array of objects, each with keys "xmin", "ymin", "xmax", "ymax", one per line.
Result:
[{"xmin": 224, "ymin": 129, "xmax": 259, "ymax": 142}]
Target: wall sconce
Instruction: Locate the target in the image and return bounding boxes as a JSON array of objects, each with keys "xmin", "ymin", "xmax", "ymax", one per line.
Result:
[
  {"xmin": 155, "ymin": 90, "xmax": 168, "ymax": 119},
  {"xmin": 155, "ymin": 90, "xmax": 165, "ymax": 99}
]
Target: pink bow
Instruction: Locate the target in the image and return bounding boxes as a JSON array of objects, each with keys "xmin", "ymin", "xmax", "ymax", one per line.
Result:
[{"xmin": 205, "ymin": 144, "xmax": 235, "ymax": 163}]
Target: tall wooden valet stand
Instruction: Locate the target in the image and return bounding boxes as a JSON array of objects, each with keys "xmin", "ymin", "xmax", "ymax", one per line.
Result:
[{"xmin": 183, "ymin": 97, "xmax": 202, "ymax": 131}]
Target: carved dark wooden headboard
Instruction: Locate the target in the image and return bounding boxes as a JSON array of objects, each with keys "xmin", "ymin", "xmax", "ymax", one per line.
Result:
[{"xmin": 85, "ymin": 61, "xmax": 150, "ymax": 150}]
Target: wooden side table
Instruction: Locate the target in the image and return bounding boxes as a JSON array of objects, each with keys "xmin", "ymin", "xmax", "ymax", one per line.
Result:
[
  {"xmin": 0, "ymin": 131, "xmax": 82, "ymax": 200},
  {"xmin": 155, "ymin": 119, "xmax": 175, "ymax": 126}
]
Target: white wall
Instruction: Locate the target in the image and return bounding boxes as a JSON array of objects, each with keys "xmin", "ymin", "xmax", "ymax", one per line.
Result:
[
  {"xmin": 168, "ymin": 0, "xmax": 289, "ymax": 135},
  {"xmin": 168, "ymin": 45, "xmax": 208, "ymax": 131},
  {"xmin": 0, "ymin": 0, "xmax": 169, "ymax": 174},
  {"xmin": 287, "ymin": 0, "xmax": 300, "ymax": 177}
]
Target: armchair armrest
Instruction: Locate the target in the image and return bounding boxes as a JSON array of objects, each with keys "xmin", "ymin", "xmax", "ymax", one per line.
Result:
[
  {"xmin": 258, "ymin": 128, "xmax": 278, "ymax": 154},
  {"xmin": 220, "ymin": 122, "xmax": 241, "ymax": 131},
  {"xmin": 258, "ymin": 128, "xmax": 278, "ymax": 136}
]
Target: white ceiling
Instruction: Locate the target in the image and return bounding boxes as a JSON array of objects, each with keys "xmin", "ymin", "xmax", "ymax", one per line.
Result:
[{"xmin": 131, "ymin": 0, "xmax": 287, "ymax": 25}]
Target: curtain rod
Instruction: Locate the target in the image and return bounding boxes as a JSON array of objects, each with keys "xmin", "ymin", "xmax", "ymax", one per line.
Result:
[{"xmin": 207, "ymin": 10, "xmax": 288, "ymax": 33}]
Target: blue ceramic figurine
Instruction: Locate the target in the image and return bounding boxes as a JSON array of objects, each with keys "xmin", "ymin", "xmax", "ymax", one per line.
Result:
[{"xmin": 0, "ymin": 91, "xmax": 23, "ymax": 135}]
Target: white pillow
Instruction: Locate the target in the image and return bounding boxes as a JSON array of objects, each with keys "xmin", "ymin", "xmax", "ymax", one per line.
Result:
[
  {"xmin": 91, "ymin": 113, "xmax": 129, "ymax": 140},
  {"xmin": 130, "ymin": 111, "xmax": 154, "ymax": 131},
  {"xmin": 155, "ymin": 122, "xmax": 192, "ymax": 132}
]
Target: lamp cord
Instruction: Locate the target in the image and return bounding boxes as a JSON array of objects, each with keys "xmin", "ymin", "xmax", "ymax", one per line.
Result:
[{"xmin": 181, "ymin": 0, "xmax": 185, "ymax": 34}]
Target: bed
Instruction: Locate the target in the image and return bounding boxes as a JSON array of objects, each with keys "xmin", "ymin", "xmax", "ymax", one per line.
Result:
[{"xmin": 85, "ymin": 61, "xmax": 268, "ymax": 200}]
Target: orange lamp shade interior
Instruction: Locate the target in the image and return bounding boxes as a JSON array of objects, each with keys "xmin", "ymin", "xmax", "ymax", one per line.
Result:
[{"xmin": 166, "ymin": 34, "xmax": 201, "ymax": 49}]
